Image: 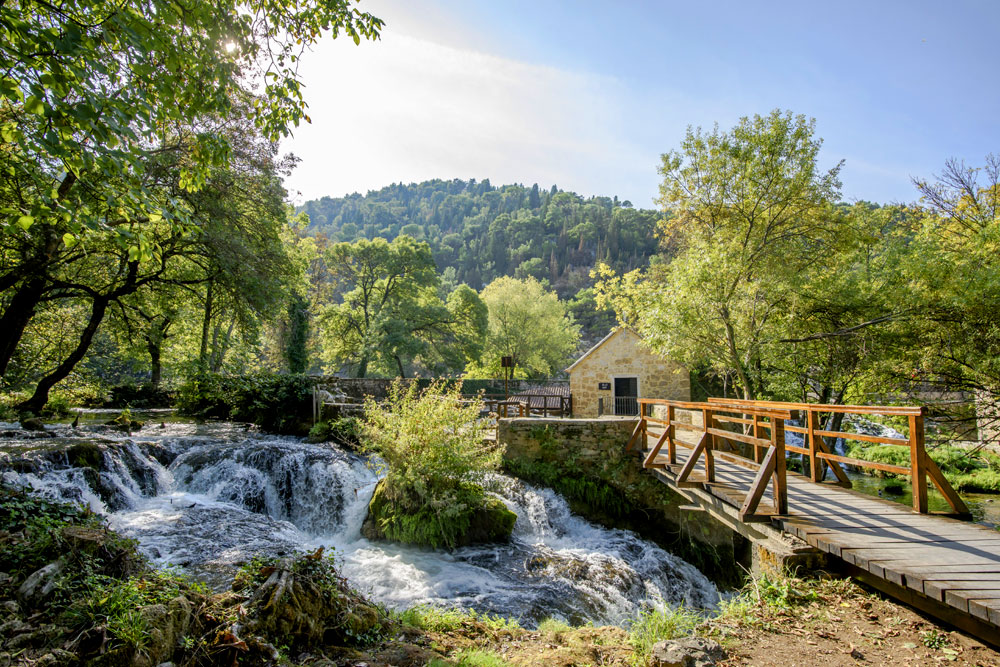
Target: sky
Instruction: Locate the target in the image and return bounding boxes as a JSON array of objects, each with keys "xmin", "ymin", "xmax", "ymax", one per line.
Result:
[{"xmin": 282, "ymin": 0, "xmax": 1000, "ymax": 209}]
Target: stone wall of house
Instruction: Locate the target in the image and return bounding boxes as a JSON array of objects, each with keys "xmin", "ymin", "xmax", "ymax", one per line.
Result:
[
  {"xmin": 499, "ymin": 416, "xmax": 740, "ymax": 585},
  {"xmin": 569, "ymin": 329, "xmax": 690, "ymax": 418}
]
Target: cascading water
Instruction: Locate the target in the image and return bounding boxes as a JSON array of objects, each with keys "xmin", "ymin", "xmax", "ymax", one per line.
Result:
[{"xmin": 0, "ymin": 416, "xmax": 720, "ymax": 627}]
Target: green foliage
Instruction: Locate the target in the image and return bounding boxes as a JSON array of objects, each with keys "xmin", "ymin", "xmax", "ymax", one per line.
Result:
[
  {"xmin": 627, "ymin": 606, "xmax": 704, "ymax": 662},
  {"xmin": 367, "ymin": 481, "xmax": 515, "ymax": 549},
  {"xmin": 362, "ymin": 381, "xmax": 507, "ymax": 549},
  {"xmin": 468, "ymin": 276, "xmax": 581, "ymax": 379},
  {"xmin": 398, "ymin": 605, "xmax": 471, "ymax": 632},
  {"xmin": 536, "ymin": 617, "xmax": 573, "ymax": 634},
  {"xmin": 300, "ymin": 179, "xmax": 659, "ymax": 304},
  {"xmin": 283, "ymin": 294, "xmax": 311, "ymax": 374},
  {"xmin": 106, "ymin": 381, "xmax": 172, "ymax": 408},
  {"xmin": 921, "ymin": 628, "xmax": 951, "ymax": 649},
  {"xmin": 0, "ymin": 486, "xmax": 111, "ymax": 580},
  {"xmin": 441, "ymin": 649, "xmax": 512, "ymax": 667},
  {"xmin": 175, "ymin": 372, "xmax": 312, "ymax": 434},
  {"xmin": 748, "ymin": 573, "xmax": 820, "ymax": 609},
  {"xmin": 504, "ymin": 457, "xmax": 632, "ymax": 518},
  {"xmin": 65, "ymin": 570, "xmax": 195, "ymax": 651},
  {"xmin": 845, "ymin": 442, "xmax": 1000, "ymax": 493},
  {"xmin": 316, "ymin": 236, "xmax": 487, "ymax": 377},
  {"xmin": 0, "ymin": 0, "xmax": 383, "ymax": 242},
  {"xmin": 598, "ymin": 110, "xmax": 845, "ymax": 401},
  {"xmin": 308, "ymin": 417, "xmax": 363, "ymax": 448},
  {"xmin": 398, "ymin": 605, "xmax": 521, "ymax": 634}
]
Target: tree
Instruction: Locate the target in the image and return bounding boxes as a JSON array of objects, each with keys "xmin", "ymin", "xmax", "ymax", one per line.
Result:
[
  {"xmin": 469, "ymin": 276, "xmax": 580, "ymax": 378},
  {"xmin": 895, "ymin": 156, "xmax": 1000, "ymax": 429},
  {"xmin": 316, "ymin": 236, "xmax": 486, "ymax": 377},
  {"xmin": 284, "ymin": 294, "xmax": 311, "ymax": 374},
  {"xmin": 7, "ymin": 106, "xmax": 301, "ymax": 411},
  {"xmin": 1, "ymin": 0, "xmax": 382, "ymax": 403},
  {"xmin": 599, "ymin": 110, "xmax": 842, "ymax": 399}
]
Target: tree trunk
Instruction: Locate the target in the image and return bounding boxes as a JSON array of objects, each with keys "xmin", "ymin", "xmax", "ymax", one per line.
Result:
[
  {"xmin": 0, "ymin": 276, "xmax": 47, "ymax": 377},
  {"xmin": 199, "ymin": 281, "xmax": 214, "ymax": 372},
  {"xmin": 356, "ymin": 356, "xmax": 368, "ymax": 379},
  {"xmin": 16, "ymin": 296, "xmax": 110, "ymax": 414},
  {"xmin": 395, "ymin": 354, "xmax": 406, "ymax": 378},
  {"xmin": 149, "ymin": 341, "xmax": 162, "ymax": 388},
  {"xmin": 146, "ymin": 318, "xmax": 170, "ymax": 389}
]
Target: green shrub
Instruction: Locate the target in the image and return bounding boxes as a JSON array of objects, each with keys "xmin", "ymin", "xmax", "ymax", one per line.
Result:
[
  {"xmin": 105, "ymin": 382, "xmax": 173, "ymax": 408},
  {"xmin": 64, "ymin": 570, "xmax": 196, "ymax": 651},
  {"xmin": 361, "ymin": 381, "xmax": 508, "ymax": 549},
  {"xmin": 176, "ymin": 372, "xmax": 313, "ymax": 434},
  {"xmin": 308, "ymin": 416, "xmax": 363, "ymax": 448}
]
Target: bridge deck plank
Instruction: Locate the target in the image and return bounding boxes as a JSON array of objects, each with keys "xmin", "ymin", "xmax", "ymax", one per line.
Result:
[{"xmin": 642, "ymin": 445, "xmax": 1000, "ymax": 636}]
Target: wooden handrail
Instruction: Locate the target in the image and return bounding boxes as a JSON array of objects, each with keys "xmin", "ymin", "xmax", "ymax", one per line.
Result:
[{"xmin": 632, "ymin": 396, "xmax": 969, "ymax": 518}]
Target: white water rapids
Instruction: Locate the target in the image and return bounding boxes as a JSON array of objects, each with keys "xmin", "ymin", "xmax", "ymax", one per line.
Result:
[{"xmin": 0, "ymin": 417, "xmax": 719, "ymax": 626}]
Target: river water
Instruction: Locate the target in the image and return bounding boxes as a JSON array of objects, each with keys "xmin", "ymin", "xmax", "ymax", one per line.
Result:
[{"xmin": 0, "ymin": 413, "xmax": 719, "ymax": 627}]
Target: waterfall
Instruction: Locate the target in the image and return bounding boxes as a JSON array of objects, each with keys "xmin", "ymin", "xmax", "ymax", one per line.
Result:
[{"xmin": 0, "ymin": 418, "xmax": 720, "ymax": 627}]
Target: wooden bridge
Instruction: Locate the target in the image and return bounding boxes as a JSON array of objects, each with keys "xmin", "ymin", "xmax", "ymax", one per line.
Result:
[{"xmin": 628, "ymin": 397, "xmax": 1000, "ymax": 644}]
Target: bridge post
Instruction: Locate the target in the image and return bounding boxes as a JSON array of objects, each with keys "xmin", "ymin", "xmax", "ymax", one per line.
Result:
[
  {"xmin": 909, "ymin": 410, "xmax": 928, "ymax": 513},
  {"xmin": 703, "ymin": 407, "xmax": 715, "ymax": 483},
  {"xmin": 772, "ymin": 416, "xmax": 788, "ymax": 514},
  {"xmin": 667, "ymin": 404, "xmax": 676, "ymax": 464},
  {"xmin": 807, "ymin": 409, "xmax": 821, "ymax": 482},
  {"xmin": 752, "ymin": 414, "xmax": 763, "ymax": 463}
]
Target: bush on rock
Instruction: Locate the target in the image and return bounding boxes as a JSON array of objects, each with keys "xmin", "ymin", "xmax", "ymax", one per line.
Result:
[{"xmin": 360, "ymin": 381, "xmax": 514, "ymax": 549}]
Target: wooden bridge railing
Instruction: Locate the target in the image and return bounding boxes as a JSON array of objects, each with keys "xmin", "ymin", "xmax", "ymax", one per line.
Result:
[{"xmin": 629, "ymin": 397, "xmax": 969, "ymax": 520}]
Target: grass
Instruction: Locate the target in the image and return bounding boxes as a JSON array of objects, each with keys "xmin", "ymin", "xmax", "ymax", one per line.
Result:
[
  {"xmin": 845, "ymin": 442, "xmax": 1000, "ymax": 493},
  {"xmin": 398, "ymin": 605, "xmax": 522, "ymax": 634},
  {"xmin": 429, "ymin": 648, "xmax": 510, "ymax": 667},
  {"xmin": 536, "ymin": 617, "xmax": 573, "ymax": 634},
  {"xmin": 626, "ymin": 605, "xmax": 704, "ymax": 662}
]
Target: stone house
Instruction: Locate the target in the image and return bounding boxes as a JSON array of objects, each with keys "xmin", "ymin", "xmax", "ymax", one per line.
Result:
[{"xmin": 566, "ymin": 328, "xmax": 690, "ymax": 418}]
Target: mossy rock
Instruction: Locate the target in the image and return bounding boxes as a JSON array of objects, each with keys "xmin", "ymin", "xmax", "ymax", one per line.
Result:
[
  {"xmin": 105, "ymin": 413, "xmax": 143, "ymax": 432},
  {"xmin": 66, "ymin": 442, "xmax": 102, "ymax": 470},
  {"xmin": 361, "ymin": 479, "xmax": 516, "ymax": 549}
]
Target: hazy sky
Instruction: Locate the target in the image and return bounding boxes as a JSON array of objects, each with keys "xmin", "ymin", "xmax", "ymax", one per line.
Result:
[{"xmin": 283, "ymin": 0, "xmax": 1000, "ymax": 208}]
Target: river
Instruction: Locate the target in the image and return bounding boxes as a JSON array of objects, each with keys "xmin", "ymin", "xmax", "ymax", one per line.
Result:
[{"xmin": 0, "ymin": 411, "xmax": 719, "ymax": 628}]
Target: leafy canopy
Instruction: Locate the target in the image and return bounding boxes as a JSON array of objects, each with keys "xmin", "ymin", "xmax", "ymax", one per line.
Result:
[
  {"xmin": 470, "ymin": 276, "xmax": 581, "ymax": 379},
  {"xmin": 1, "ymin": 0, "xmax": 382, "ymax": 247},
  {"xmin": 598, "ymin": 110, "xmax": 843, "ymax": 399}
]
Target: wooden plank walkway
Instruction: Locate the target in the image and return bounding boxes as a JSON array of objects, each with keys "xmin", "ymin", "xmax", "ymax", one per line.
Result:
[{"xmin": 644, "ymin": 438, "xmax": 1000, "ymax": 634}]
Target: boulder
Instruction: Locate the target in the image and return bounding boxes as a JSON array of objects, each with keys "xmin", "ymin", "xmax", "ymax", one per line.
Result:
[
  {"xmin": 20, "ymin": 418, "xmax": 46, "ymax": 431},
  {"xmin": 649, "ymin": 637, "xmax": 725, "ymax": 667},
  {"xmin": 133, "ymin": 596, "xmax": 193, "ymax": 667},
  {"xmin": 105, "ymin": 413, "xmax": 144, "ymax": 432},
  {"xmin": 361, "ymin": 479, "xmax": 517, "ymax": 549},
  {"xmin": 17, "ymin": 560, "xmax": 65, "ymax": 608}
]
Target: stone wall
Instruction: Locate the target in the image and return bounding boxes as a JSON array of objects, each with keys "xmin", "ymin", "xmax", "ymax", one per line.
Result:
[
  {"xmin": 499, "ymin": 416, "xmax": 741, "ymax": 586},
  {"xmin": 568, "ymin": 329, "xmax": 690, "ymax": 418}
]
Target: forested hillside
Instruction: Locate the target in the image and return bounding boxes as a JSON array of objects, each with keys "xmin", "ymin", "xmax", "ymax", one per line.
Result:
[{"xmin": 300, "ymin": 179, "xmax": 661, "ymax": 297}]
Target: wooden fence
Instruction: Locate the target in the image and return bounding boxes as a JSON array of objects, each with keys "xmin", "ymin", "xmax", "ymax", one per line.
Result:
[
  {"xmin": 465, "ymin": 393, "xmax": 571, "ymax": 418},
  {"xmin": 629, "ymin": 397, "xmax": 969, "ymax": 521}
]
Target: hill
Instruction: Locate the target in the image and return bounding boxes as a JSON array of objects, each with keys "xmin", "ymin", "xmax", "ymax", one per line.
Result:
[{"xmin": 299, "ymin": 179, "xmax": 661, "ymax": 295}]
